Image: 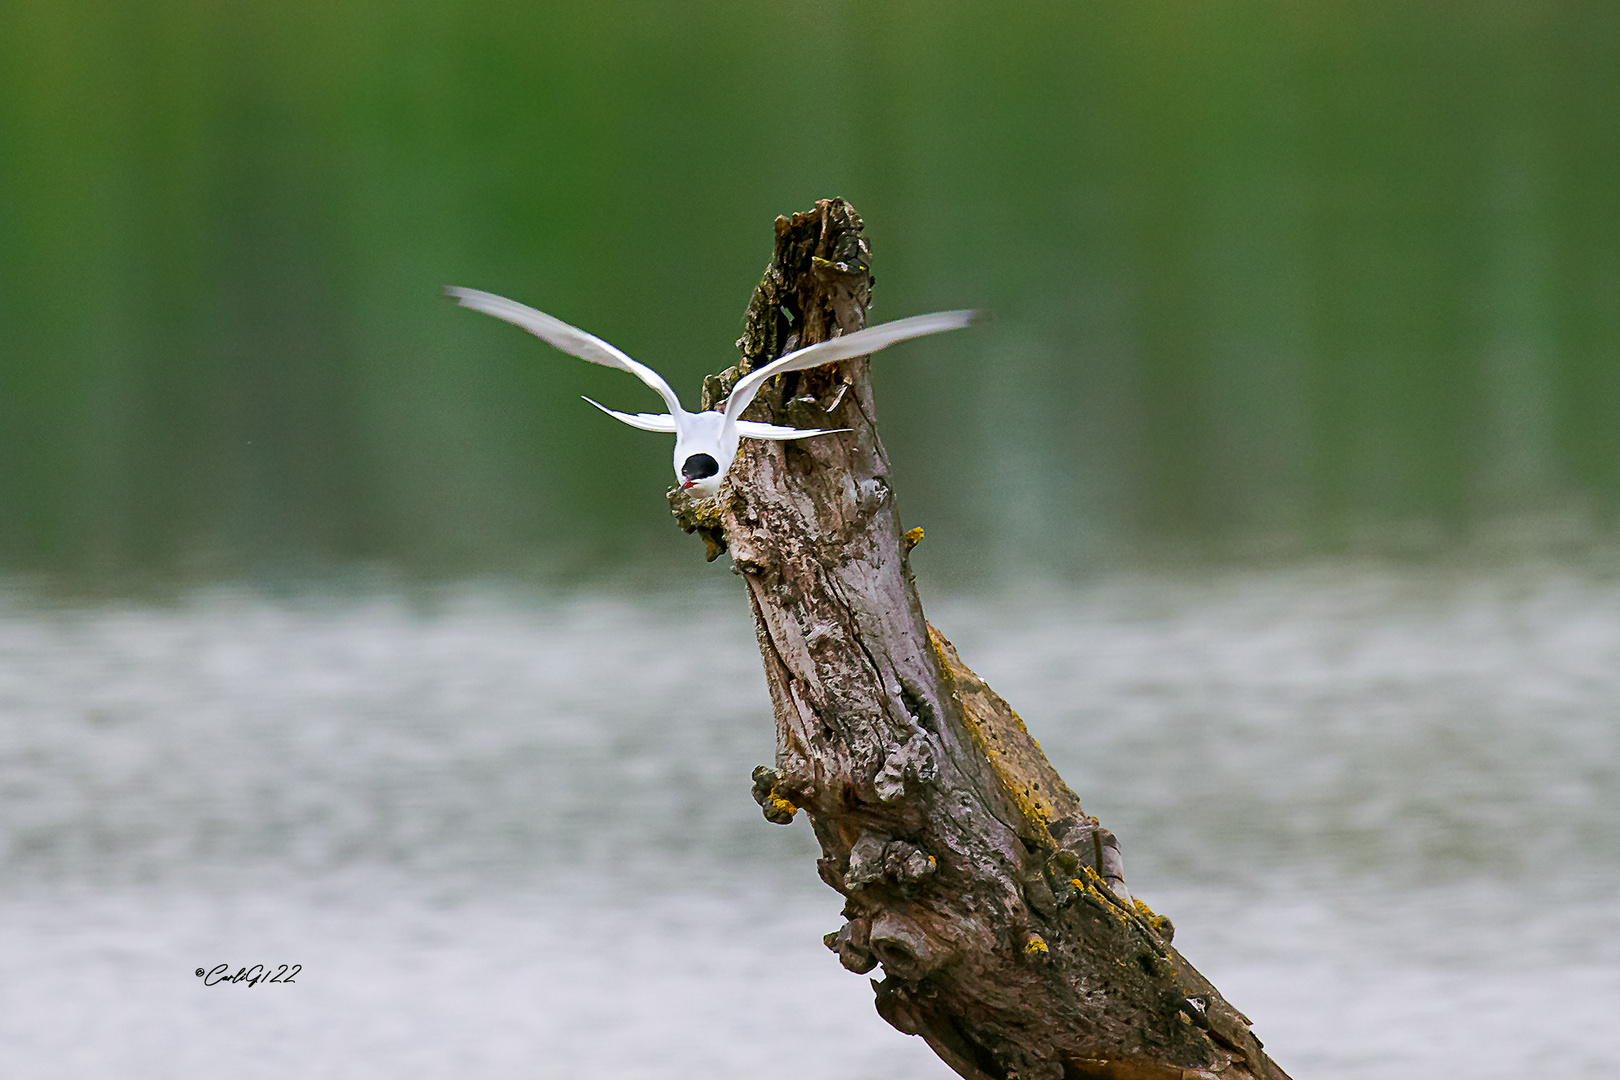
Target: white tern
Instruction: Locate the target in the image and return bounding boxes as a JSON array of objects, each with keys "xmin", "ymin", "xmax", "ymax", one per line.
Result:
[{"xmin": 448, "ymin": 286, "xmax": 974, "ymax": 496}]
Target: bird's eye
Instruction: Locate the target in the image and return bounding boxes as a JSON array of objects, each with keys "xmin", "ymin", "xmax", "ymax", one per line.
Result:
[{"xmin": 681, "ymin": 453, "xmax": 719, "ymax": 481}]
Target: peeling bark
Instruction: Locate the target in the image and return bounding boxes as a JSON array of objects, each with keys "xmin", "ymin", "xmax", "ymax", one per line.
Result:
[{"xmin": 671, "ymin": 199, "xmax": 1291, "ymax": 1080}]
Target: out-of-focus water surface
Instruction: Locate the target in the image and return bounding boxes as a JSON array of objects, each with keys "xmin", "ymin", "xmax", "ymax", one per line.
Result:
[
  {"xmin": 3, "ymin": 1, "xmax": 1619, "ymax": 582},
  {"xmin": 0, "ymin": 565, "xmax": 1615, "ymax": 1079}
]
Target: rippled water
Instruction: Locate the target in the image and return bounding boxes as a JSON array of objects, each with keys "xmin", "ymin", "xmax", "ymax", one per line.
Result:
[{"xmin": 0, "ymin": 564, "xmax": 1615, "ymax": 1079}]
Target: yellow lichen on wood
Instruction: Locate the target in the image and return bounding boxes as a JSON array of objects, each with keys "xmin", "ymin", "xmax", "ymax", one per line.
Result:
[
  {"xmin": 927, "ymin": 623, "xmax": 1084, "ymax": 850},
  {"xmin": 668, "ymin": 489, "xmax": 728, "ymax": 561},
  {"xmin": 1134, "ymin": 898, "xmax": 1175, "ymax": 942},
  {"xmin": 1078, "ymin": 867, "xmax": 1137, "ymax": 927},
  {"xmin": 763, "ymin": 794, "xmax": 798, "ymax": 823}
]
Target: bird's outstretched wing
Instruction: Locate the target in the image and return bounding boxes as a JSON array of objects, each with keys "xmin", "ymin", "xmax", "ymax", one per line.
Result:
[
  {"xmin": 580, "ymin": 396, "xmax": 679, "ymax": 433},
  {"xmin": 448, "ymin": 286, "xmax": 685, "ymax": 417},
  {"xmin": 723, "ymin": 310, "xmax": 975, "ymax": 428},
  {"xmin": 733, "ymin": 420, "xmax": 852, "ymax": 442}
]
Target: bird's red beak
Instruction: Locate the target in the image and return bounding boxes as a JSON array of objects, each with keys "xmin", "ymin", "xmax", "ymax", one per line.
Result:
[{"xmin": 681, "ymin": 479, "xmax": 695, "ymax": 490}]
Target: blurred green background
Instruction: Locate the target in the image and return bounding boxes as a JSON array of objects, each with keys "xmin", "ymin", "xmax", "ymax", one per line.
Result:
[{"xmin": 1, "ymin": 0, "xmax": 1616, "ymax": 587}]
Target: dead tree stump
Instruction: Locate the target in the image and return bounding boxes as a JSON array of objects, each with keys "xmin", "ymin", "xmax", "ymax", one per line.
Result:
[{"xmin": 671, "ymin": 198, "xmax": 1291, "ymax": 1080}]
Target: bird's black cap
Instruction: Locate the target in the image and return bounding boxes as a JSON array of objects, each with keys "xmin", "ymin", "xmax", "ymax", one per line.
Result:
[{"xmin": 681, "ymin": 453, "xmax": 719, "ymax": 481}]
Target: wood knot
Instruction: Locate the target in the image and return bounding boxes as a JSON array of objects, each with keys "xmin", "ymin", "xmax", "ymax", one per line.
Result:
[
  {"xmin": 1137, "ymin": 902, "xmax": 1175, "ymax": 944},
  {"xmin": 846, "ymin": 831, "xmax": 937, "ymax": 890},
  {"xmin": 844, "ymin": 832, "xmax": 889, "ymax": 889},
  {"xmin": 871, "ymin": 977, "xmax": 927, "ymax": 1036},
  {"xmin": 750, "ymin": 765, "xmax": 798, "ymax": 825},
  {"xmin": 667, "ymin": 487, "xmax": 727, "ymax": 561},
  {"xmin": 1035, "ymin": 818, "xmax": 1135, "ymax": 911},
  {"xmin": 867, "ymin": 913, "xmax": 937, "ymax": 978},
  {"xmin": 1028, "ymin": 844, "xmax": 1094, "ymax": 914},
  {"xmin": 885, "ymin": 840, "xmax": 938, "ymax": 883},
  {"xmin": 824, "ymin": 918, "xmax": 877, "ymax": 974}
]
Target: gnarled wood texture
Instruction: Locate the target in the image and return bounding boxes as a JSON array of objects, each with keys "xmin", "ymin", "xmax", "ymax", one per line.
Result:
[{"xmin": 671, "ymin": 199, "xmax": 1290, "ymax": 1080}]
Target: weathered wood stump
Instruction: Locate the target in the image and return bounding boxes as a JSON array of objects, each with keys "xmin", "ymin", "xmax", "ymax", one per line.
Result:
[{"xmin": 671, "ymin": 199, "xmax": 1290, "ymax": 1080}]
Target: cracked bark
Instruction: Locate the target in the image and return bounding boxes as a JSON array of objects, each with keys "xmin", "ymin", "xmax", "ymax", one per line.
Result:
[{"xmin": 670, "ymin": 199, "xmax": 1292, "ymax": 1080}]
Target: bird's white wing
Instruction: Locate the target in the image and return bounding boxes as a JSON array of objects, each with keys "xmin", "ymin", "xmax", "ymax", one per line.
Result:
[
  {"xmin": 733, "ymin": 420, "xmax": 851, "ymax": 442},
  {"xmin": 723, "ymin": 310, "xmax": 975, "ymax": 427},
  {"xmin": 582, "ymin": 396, "xmax": 679, "ymax": 433},
  {"xmin": 448, "ymin": 286, "xmax": 685, "ymax": 417}
]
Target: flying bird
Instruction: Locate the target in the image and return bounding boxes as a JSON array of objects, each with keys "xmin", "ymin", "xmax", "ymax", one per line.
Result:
[{"xmin": 447, "ymin": 286, "xmax": 974, "ymax": 496}]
